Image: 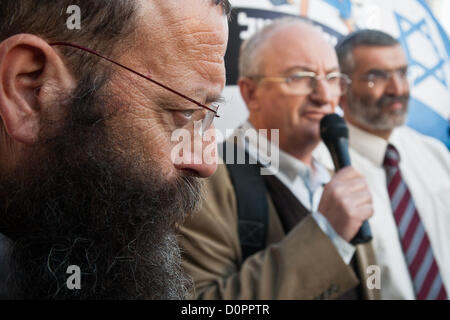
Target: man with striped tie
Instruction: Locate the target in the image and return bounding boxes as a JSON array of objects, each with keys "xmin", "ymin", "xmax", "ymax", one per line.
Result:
[{"xmin": 336, "ymin": 29, "xmax": 450, "ymax": 300}]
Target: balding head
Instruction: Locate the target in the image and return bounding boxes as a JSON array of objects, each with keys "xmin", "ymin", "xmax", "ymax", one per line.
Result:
[
  {"xmin": 237, "ymin": 17, "xmax": 341, "ymax": 162},
  {"xmin": 239, "ymin": 18, "xmax": 334, "ymax": 78}
]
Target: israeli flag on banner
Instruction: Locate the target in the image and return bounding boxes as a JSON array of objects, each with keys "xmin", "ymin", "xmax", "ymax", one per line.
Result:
[{"xmin": 221, "ymin": 0, "xmax": 450, "ymax": 149}]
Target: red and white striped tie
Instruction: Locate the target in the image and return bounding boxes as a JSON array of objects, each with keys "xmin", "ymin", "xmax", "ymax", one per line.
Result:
[{"xmin": 383, "ymin": 144, "xmax": 447, "ymax": 300}]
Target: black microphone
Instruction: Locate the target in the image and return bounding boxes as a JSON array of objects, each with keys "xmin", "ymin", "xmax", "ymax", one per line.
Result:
[{"xmin": 320, "ymin": 113, "xmax": 372, "ymax": 245}]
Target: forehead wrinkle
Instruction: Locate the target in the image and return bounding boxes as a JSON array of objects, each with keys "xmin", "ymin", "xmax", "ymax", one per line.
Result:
[
  {"xmin": 129, "ymin": 1, "xmax": 226, "ymax": 103},
  {"xmin": 135, "ymin": 7, "xmax": 226, "ymax": 76},
  {"xmin": 179, "ymin": 34, "xmax": 227, "ymax": 92},
  {"xmin": 261, "ymin": 29, "xmax": 337, "ymax": 76},
  {"xmin": 183, "ymin": 31, "xmax": 227, "ymax": 63},
  {"xmin": 165, "ymin": 12, "xmax": 227, "ymax": 59},
  {"xmin": 132, "ymin": 2, "xmax": 191, "ymax": 67},
  {"xmin": 143, "ymin": 1, "xmax": 226, "ymax": 47}
]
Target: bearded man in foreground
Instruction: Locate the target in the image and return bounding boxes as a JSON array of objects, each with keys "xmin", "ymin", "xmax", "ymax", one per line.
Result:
[{"xmin": 0, "ymin": 0, "xmax": 230, "ymax": 299}]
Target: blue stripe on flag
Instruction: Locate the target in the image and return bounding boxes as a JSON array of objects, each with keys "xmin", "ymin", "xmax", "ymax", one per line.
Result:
[
  {"xmin": 412, "ymin": 0, "xmax": 450, "ymax": 150},
  {"xmin": 418, "ymin": 0, "xmax": 450, "ymax": 58}
]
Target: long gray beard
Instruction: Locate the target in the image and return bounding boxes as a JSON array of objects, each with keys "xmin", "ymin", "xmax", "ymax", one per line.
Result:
[{"xmin": 0, "ymin": 73, "xmax": 203, "ymax": 299}]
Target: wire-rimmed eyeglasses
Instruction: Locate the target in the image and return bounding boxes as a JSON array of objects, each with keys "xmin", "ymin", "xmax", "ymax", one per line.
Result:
[
  {"xmin": 252, "ymin": 71, "xmax": 351, "ymax": 97},
  {"xmin": 360, "ymin": 67, "xmax": 409, "ymax": 89},
  {"xmin": 49, "ymin": 42, "xmax": 220, "ymax": 134}
]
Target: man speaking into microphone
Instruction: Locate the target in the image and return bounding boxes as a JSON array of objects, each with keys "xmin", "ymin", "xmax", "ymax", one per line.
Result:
[{"xmin": 179, "ymin": 18, "xmax": 377, "ymax": 300}]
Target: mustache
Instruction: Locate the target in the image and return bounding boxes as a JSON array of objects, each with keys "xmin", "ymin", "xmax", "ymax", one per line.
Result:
[{"xmin": 377, "ymin": 94, "xmax": 409, "ymax": 108}]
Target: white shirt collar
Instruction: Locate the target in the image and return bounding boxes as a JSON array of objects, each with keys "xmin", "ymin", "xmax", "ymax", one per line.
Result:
[
  {"xmin": 347, "ymin": 122, "xmax": 390, "ymax": 167},
  {"xmin": 237, "ymin": 121, "xmax": 330, "ymax": 190}
]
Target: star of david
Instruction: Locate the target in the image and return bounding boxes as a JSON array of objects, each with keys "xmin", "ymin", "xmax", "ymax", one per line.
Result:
[{"xmin": 394, "ymin": 12, "xmax": 448, "ymax": 89}]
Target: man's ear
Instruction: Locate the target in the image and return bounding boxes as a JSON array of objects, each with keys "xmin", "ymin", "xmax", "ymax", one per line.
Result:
[
  {"xmin": 238, "ymin": 77, "xmax": 261, "ymax": 112},
  {"xmin": 0, "ymin": 34, "xmax": 75, "ymax": 144}
]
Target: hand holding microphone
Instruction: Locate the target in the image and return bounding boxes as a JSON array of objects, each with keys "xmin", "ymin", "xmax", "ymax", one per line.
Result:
[{"xmin": 319, "ymin": 114, "xmax": 373, "ymax": 245}]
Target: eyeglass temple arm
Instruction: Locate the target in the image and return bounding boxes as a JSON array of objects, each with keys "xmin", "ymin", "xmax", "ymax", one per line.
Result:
[{"xmin": 49, "ymin": 42, "xmax": 219, "ymax": 116}]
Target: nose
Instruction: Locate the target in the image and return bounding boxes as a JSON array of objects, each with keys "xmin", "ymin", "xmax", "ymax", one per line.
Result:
[
  {"xmin": 172, "ymin": 126, "xmax": 218, "ymax": 178},
  {"xmin": 386, "ymin": 73, "xmax": 408, "ymax": 96},
  {"xmin": 309, "ymin": 78, "xmax": 333, "ymax": 106}
]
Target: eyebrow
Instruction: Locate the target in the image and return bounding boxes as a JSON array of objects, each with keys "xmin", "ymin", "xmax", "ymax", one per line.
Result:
[
  {"xmin": 206, "ymin": 94, "xmax": 226, "ymax": 105},
  {"xmin": 369, "ymin": 65, "xmax": 408, "ymax": 72},
  {"xmin": 366, "ymin": 65, "xmax": 408, "ymax": 73},
  {"xmin": 283, "ymin": 65, "xmax": 341, "ymax": 74},
  {"xmin": 157, "ymin": 90, "xmax": 225, "ymax": 110},
  {"xmin": 192, "ymin": 88, "xmax": 226, "ymax": 105}
]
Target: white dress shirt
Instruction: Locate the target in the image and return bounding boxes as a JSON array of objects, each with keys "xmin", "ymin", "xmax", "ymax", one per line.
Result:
[
  {"xmin": 228, "ymin": 121, "xmax": 356, "ymax": 264},
  {"xmin": 347, "ymin": 123, "xmax": 450, "ymax": 300}
]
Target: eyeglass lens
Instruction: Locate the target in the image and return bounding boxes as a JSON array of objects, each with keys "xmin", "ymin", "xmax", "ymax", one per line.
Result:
[{"xmin": 287, "ymin": 74, "xmax": 349, "ymax": 96}]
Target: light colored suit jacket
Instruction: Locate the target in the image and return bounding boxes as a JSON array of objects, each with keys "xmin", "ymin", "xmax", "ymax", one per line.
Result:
[{"xmin": 179, "ymin": 163, "xmax": 381, "ymax": 300}]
